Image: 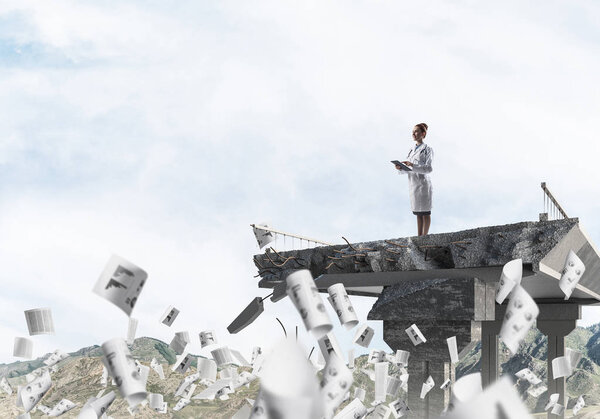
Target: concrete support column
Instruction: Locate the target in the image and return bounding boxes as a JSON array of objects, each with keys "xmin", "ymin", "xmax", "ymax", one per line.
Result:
[
  {"xmin": 480, "ymin": 319, "xmax": 502, "ymax": 388},
  {"xmin": 537, "ymin": 319, "xmax": 577, "ymax": 419},
  {"xmin": 407, "ymin": 360, "xmax": 451, "ymax": 419}
]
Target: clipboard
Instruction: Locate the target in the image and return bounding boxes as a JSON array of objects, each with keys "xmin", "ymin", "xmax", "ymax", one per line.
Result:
[{"xmin": 391, "ymin": 160, "xmax": 412, "ymax": 172}]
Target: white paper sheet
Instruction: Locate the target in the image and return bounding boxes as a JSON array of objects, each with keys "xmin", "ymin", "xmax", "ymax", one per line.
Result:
[
  {"xmin": 150, "ymin": 358, "xmax": 165, "ymax": 379},
  {"xmin": 160, "ymin": 305, "xmax": 179, "ymax": 327},
  {"xmin": 405, "ymin": 324, "xmax": 426, "ymax": 346},
  {"xmin": 368, "ymin": 349, "xmax": 386, "ymax": 364},
  {"xmin": 318, "ymin": 332, "xmax": 344, "ymax": 364},
  {"xmin": 199, "ymin": 330, "xmax": 217, "ymax": 347},
  {"xmin": 495, "ymin": 258, "xmax": 522, "ymax": 304},
  {"xmin": 92, "ymin": 255, "xmax": 147, "ymax": 316},
  {"xmin": 447, "ymin": 336, "xmax": 459, "ymax": 364},
  {"xmin": 420, "ymin": 376, "xmax": 434, "ymax": 399},
  {"xmin": 254, "ymin": 340, "xmax": 324, "ymax": 419},
  {"xmin": 17, "ymin": 369, "xmax": 51, "ymax": 413},
  {"xmin": 499, "ymin": 285, "xmax": 539, "ymax": 354},
  {"xmin": 334, "ymin": 398, "xmax": 367, "ymax": 419},
  {"xmin": 171, "ymin": 352, "xmax": 193, "ymax": 374},
  {"xmin": 446, "ymin": 377, "xmax": 531, "ymax": 419},
  {"xmin": 572, "ymin": 395, "xmax": 585, "ymax": 415},
  {"xmin": 440, "ymin": 378, "xmax": 451, "ymax": 390},
  {"xmin": 44, "ymin": 349, "xmax": 68, "ymax": 367},
  {"xmin": 515, "ymin": 368, "xmax": 542, "ymax": 385},
  {"xmin": 321, "ymin": 352, "xmax": 354, "ymax": 418},
  {"xmin": 327, "ymin": 283, "xmax": 359, "ymax": 330},
  {"xmin": 126, "ymin": 318, "xmax": 138, "ymax": 346},
  {"xmin": 211, "ymin": 346, "xmax": 235, "ymax": 366},
  {"xmin": 173, "ymin": 398, "xmax": 190, "ymax": 412},
  {"xmin": 353, "ymin": 324, "xmax": 375, "ymax": 348},
  {"xmin": 544, "ymin": 393, "xmax": 559, "ymax": 411},
  {"xmin": 24, "ymin": 308, "xmax": 55, "ymax": 335},
  {"xmin": 551, "ymin": 356, "xmax": 573, "ymax": 379},
  {"xmin": 48, "ymin": 399, "xmax": 76, "ymax": 416},
  {"xmin": 13, "ymin": 337, "xmax": 33, "ymax": 359},
  {"xmin": 286, "ymin": 269, "xmax": 333, "ymax": 339},
  {"xmin": 101, "ymin": 338, "xmax": 146, "ymax": 407},
  {"xmin": 452, "ymin": 372, "xmax": 482, "ymax": 403},
  {"xmin": 0, "ymin": 376, "xmax": 12, "ymax": 395},
  {"xmin": 389, "ymin": 398, "xmax": 410, "ymax": 418},
  {"xmin": 253, "ymin": 223, "xmax": 275, "ymax": 249},
  {"xmin": 526, "ymin": 385, "xmax": 546, "ymax": 398},
  {"xmin": 374, "ymin": 362, "xmax": 389, "ymax": 404},
  {"xmin": 559, "ymin": 249, "xmax": 585, "ymax": 300},
  {"xmin": 354, "ymin": 387, "xmax": 366, "ymax": 402},
  {"xmin": 197, "ymin": 357, "xmax": 218, "ymax": 381}
]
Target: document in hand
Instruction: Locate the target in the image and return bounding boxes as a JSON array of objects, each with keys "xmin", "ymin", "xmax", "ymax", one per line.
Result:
[{"xmin": 391, "ymin": 160, "xmax": 412, "ymax": 171}]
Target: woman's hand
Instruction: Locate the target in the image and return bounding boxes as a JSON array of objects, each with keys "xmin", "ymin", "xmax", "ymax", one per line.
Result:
[{"xmin": 402, "ymin": 161, "xmax": 413, "ymax": 167}]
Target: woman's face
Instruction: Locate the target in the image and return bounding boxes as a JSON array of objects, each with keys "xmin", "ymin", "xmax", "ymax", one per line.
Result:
[{"xmin": 412, "ymin": 126, "xmax": 425, "ymax": 142}]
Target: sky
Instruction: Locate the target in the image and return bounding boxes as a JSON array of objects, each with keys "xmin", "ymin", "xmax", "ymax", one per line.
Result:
[{"xmin": 0, "ymin": 0, "xmax": 599, "ymax": 363}]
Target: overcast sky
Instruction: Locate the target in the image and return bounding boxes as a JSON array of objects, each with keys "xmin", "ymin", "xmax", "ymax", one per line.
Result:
[{"xmin": 1, "ymin": 0, "xmax": 599, "ymax": 362}]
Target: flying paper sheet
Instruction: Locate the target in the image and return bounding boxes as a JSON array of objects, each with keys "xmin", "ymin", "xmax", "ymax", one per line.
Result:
[
  {"xmin": 566, "ymin": 347, "xmax": 582, "ymax": 369},
  {"xmin": 371, "ymin": 404, "xmax": 391, "ymax": 418},
  {"xmin": 232, "ymin": 371, "xmax": 257, "ymax": 390},
  {"xmin": 160, "ymin": 305, "xmax": 180, "ymax": 327},
  {"xmin": 559, "ymin": 249, "xmax": 585, "ymax": 300},
  {"xmin": 573, "ymin": 395, "xmax": 585, "ymax": 415},
  {"xmin": 318, "ymin": 332, "xmax": 344, "ymax": 363},
  {"xmin": 327, "ymin": 283, "xmax": 359, "ymax": 330},
  {"xmin": 101, "ymin": 338, "xmax": 147, "ymax": 407},
  {"xmin": 173, "ymin": 398, "xmax": 190, "ymax": 412},
  {"xmin": 150, "ymin": 358, "xmax": 165, "ymax": 379},
  {"xmin": 389, "ymin": 398, "xmax": 410, "ymax": 418},
  {"xmin": 13, "ymin": 337, "xmax": 33, "ymax": 359},
  {"xmin": 17, "ymin": 369, "xmax": 51, "ymax": 413},
  {"xmin": 420, "ymin": 376, "xmax": 435, "ymax": 399},
  {"xmin": 452, "ymin": 372, "xmax": 482, "ymax": 403},
  {"xmin": 440, "ymin": 378, "xmax": 451, "ymax": 390},
  {"xmin": 0, "ymin": 376, "xmax": 12, "ymax": 395},
  {"xmin": 126, "ymin": 318, "xmax": 138, "ymax": 346},
  {"xmin": 231, "ymin": 349, "xmax": 251, "ymax": 367},
  {"xmin": 515, "ymin": 368, "xmax": 542, "ymax": 385},
  {"xmin": 544, "ymin": 393, "xmax": 559, "ymax": 411},
  {"xmin": 353, "ymin": 324, "xmax": 375, "ymax": 348},
  {"xmin": 48, "ymin": 399, "xmax": 76, "ymax": 417},
  {"xmin": 175, "ymin": 372, "xmax": 200, "ymax": 397},
  {"xmin": 251, "ymin": 347, "xmax": 262, "ymax": 365},
  {"xmin": 447, "ymin": 336, "xmax": 459, "ymax": 364},
  {"xmin": 255, "ymin": 340, "xmax": 324, "ymax": 419},
  {"xmin": 197, "ymin": 358, "xmax": 218, "ymax": 381},
  {"xmin": 148, "ymin": 393, "xmax": 167, "ymax": 413},
  {"xmin": 527, "ymin": 385, "xmax": 547, "ymax": 397},
  {"xmin": 499, "ymin": 285, "xmax": 539, "ymax": 354},
  {"xmin": 253, "ymin": 223, "xmax": 275, "ymax": 249},
  {"xmin": 551, "ymin": 403, "xmax": 564, "ymax": 415},
  {"xmin": 374, "ymin": 362, "xmax": 389, "ymax": 404},
  {"xmin": 386, "ymin": 375, "xmax": 403, "ymax": 396},
  {"xmin": 393, "ymin": 350, "xmax": 410, "ymax": 367},
  {"xmin": 193, "ymin": 378, "xmax": 232, "ymax": 400},
  {"xmin": 169, "ymin": 331, "xmax": 189, "ymax": 354},
  {"xmin": 199, "ymin": 330, "xmax": 217, "ymax": 347},
  {"xmin": 172, "ymin": 352, "xmax": 193, "ymax": 374},
  {"xmin": 232, "ymin": 404, "xmax": 253, "ymax": 419},
  {"xmin": 92, "ymin": 255, "xmax": 147, "ymax": 316},
  {"xmin": 495, "ymin": 258, "xmax": 522, "ymax": 304},
  {"xmin": 135, "ymin": 361, "xmax": 149, "ymax": 388},
  {"xmin": 405, "ymin": 324, "xmax": 426, "ymax": 346},
  {"xmin": 333, "ymin": 398, "xmax": 367, "ymax": 419},
  {"xmin": 368, "ymin": 349, "xmax": 386, "ymax": 364},
  {"xmin": 211, "ymin": 346, "xmax": 235, "ymax": 367},
  {"xmin": 44, "ymin": 349, "xmax": 68, "ymax": 367},
  {"xmin": 24, "ymin": 308, "xmax": 55, "ymax": 335},
  {"xmin": 354, "ymin": 387, "xmax": 366, "ymax": 402},
  {"xmin": 446, "ymin": 377, "xmax": 531, "ymax": 419},
  {"xmin": 321, "ymin": 352, "xmax": 354, "ymax": 418},
  {"xmin": 181, "ymin": 383, "xmax": 197, "ymax": 399},
  {"xmin": 286, "ymin": 269, "xmax": 333, "ymax": 339},
  {"xmin": 79, "ymin": 390, "xmax": 116, "ymax": 418},
  {"xmin": 551, "ymin": 356, "xmax": 573, "ymax": 379}
]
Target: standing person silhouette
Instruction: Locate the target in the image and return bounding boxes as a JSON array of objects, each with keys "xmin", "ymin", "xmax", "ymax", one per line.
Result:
[{"xmin": 395, "ymin": 123, "xmax": 434, "ymax": 236}]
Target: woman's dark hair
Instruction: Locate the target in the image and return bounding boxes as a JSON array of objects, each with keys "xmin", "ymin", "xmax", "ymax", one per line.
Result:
[{"xmin": 416, "ymin": 123, "xmax": 428, "ymax": 135}]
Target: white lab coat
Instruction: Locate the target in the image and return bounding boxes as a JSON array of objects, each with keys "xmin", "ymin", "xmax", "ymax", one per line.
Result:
[{"xmin": 398, "ymin": 143, "xmax": 433, "ymax": 212}]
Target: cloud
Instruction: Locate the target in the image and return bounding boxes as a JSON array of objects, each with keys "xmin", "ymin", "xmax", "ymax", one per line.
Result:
[{"xmin": 0, "ymin": 0, "xmax": 600, "ymax": 361}]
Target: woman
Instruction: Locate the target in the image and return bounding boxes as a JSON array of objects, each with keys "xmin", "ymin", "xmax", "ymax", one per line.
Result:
[{"xmin": 396, "ymin": 123, "xmax": 434, "ymax": 236}]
